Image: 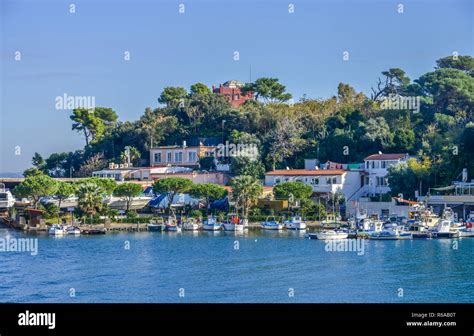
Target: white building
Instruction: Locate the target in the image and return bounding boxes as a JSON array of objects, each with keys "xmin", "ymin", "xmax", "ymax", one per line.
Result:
[
  {"xmin": 363, "ymin": 153, "xmax": 409, "ymax": 195},
  {"xmin": 264, "ymin": 169, "xmax": 362, "ymax": 200}
]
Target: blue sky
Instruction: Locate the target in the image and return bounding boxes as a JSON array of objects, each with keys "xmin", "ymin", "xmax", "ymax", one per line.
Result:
[{"xmin": 1, "ymin": 0, "xmax": 473, "ymax": 173}]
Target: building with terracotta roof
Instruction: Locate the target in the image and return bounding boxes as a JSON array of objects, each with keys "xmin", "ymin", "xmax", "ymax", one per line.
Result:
[
  {"xmin": 363, "ymin": 153, "xmax": 409, "ymax": 195},
  {"xmin": 212, "ymin": 80, "xmax": 253, "ymax": 107}
]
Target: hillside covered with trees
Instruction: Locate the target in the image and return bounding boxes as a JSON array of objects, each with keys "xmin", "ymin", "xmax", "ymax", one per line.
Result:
[{"xmin": 29, "ymin": 55, "xmax": 474, "ymax": 198}]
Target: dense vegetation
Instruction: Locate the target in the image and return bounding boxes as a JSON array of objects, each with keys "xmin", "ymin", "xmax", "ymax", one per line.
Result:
[{"xmin": 29, "ymin": 55, "xmax": 473, "ymax": 199}]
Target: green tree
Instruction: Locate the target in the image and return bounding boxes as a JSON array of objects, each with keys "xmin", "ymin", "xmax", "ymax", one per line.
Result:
[
  {"xmin": 230, "ymin": 175, "xmax": 263, "ymax": 218},
  {"xmin": 12, "ymin": 173, "xmax": 58, "ymax": 208},
  {"xmin": 190, "ymin": 83, "xmax": 212, "ymax": 96},
  {"xmin": 76, "ymin": 182, "xmax": 103, "ymax": 216},
  {"xmin": 70, "ymin": 109, "xmax": 105, "ymax": 146},
  {"xmin": 199, "ymin": 156, "xmax": 215, "ymax": 171},
  {"xmin": 387, "ymin": 158, "xmax": 431, "ymax": 199},
  {"xmin": 152, "ymin": 177, "xmax": 194, "ymax": 214},
  {"xmin": 231, "ymin": 157, "xmax": 265, "ymax": 179},
  {"xmin": 242, "ymin": 78, "xmax": 292, "ymax": 103},
  {"xmin": 189, "ymin": 183, "xmax": 227, "ymax": 214},
  {"xmin": 113, "ymin": 183, "xmax": 143, "ymax": 212},
  {"xmin": 273, "ymin": 181, "xmax": 313, "ymax": 201},
  {"xmin": 32, "ymin": 152, "xmax": 45, "ymax": 169},
  {"xmin": 436, "ymin": 55, "xmax": 474, "ymax": 75},
  {"xmin": 158, "ymin": 87, "xmax": 188, "ymax": 106},
  {"xmin": 23, "ymin": 167, "xmax": 43, "ymax": 177},
  {"xmin": 120, "ymin": 146, "xmax": 141, "ymax": 165}
]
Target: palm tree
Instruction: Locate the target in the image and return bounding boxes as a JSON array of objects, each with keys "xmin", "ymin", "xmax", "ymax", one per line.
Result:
[
  {"xmin": 77, "ymin": 182, "xmax": 103, "ymax": 219},
  {"xmin": 230, "ymin": 176, "xmax": 263, "ymax": 218}
]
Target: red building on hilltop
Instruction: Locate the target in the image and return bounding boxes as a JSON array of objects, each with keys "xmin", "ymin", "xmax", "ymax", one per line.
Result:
[{"xmin": 212, "ymin": 80, "xmax": 253, "ymax": 107}]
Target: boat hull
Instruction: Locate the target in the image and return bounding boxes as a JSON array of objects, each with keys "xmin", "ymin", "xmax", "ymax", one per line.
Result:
[
  {"xmin": 223, "ymin": 223, "xmax": 244, "ymax": 231},
  {"xmin": 202, "ymin": 224, "xmax": 221, "ymax": 231},
  {"xmin": 315, "ymin": 232, "xmax": 348, "ymax": 240},
  {"xmin": 182, "ymin": 223, "xmax": 200, "ymax": 231},
  {"xmin": 433, "ymin": 232, "xmax": 460, "ymax": 239},
  {"xmin": 148, "ymin": 224, "xmax": 165, "ymax": 232}
]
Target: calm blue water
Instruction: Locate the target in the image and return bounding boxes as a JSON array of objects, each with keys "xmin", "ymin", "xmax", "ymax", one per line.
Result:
[{"xmin": 0, "ymin": 229, "xmax": 472, "ymax": 303}]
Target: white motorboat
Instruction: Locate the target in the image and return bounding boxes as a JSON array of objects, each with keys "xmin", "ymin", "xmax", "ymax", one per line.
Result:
[
  {"xmin": 261, "ymin": 216, "xmax": 283, "ymax": 230},
  {"xmin": 48, "ymin": 224, "xmax": 67, "ymax": 236},
  {"xmin": 0, "ymin": 186, "xmax": 15, "ymax": 209},
  {"xmin": 202, "ymin": 216, "xmax": 222, "ymax": 231},
  {"xmin": 432, "ymin": 208, "xmax": 460, "ymax": 238},
  {"xmin": 66, "ymin": 226, "xmax": 81, "ymax": 235},
  {"xmin": 284, "ymin": 216, "xmax": 307, "ymax": 230},
  {"xmin": 182, "ymin": 219, "xmax": 200, "ymax": 231},
  {"xmin": 315, "ymin": 230, "xmax": 348, "ymax": 240}
]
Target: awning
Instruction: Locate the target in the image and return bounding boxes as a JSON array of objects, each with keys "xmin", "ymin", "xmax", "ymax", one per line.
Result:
[{"xmin": 430, "ymin": 185, "xmax": 455, "ymax": 191}]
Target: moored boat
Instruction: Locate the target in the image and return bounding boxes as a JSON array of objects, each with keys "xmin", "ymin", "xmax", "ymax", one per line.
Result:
[
  {"xmin": 202, "ymin": 216, "xmax": 222, "ymax": 231},
  {"xmin": 407, "ymin": 220, "xmax": 432, "ymax": 239},
  {"xmin": 66, "ymin": 226, "xmax": 81, "ymax": 235},
  {"xmin": 222, "ymin": 214, "xmax": 245, "ymax": 232},
  {"xmin": 314, "ymin": 229, "xmax": 348, "ymax": 240},
  {"xmin": 48, "ymin": 224, "xmax": 67, "ymax": 236},
  {"xmin": 148, "ymin": 219, "xmax": 166, "ymax": 232},
  {"xmin": 261, "ymin": 216, "xmax": 283, "ymax": 230},
  {"xmin": 284, "ymin": 216, "xmax": 307, "ymax": 230},
  {"xmin": 182, "ymin": 219, "xmax": 200, "ymax": 231}
]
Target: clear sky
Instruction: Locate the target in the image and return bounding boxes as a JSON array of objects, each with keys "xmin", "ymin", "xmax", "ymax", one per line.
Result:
[{"xmin": 1, "ymin": 0, "xmax": 473, "ymax": 173}]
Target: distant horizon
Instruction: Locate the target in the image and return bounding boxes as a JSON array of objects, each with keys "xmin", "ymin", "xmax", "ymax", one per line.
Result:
[{"xmin": 1, "ymin": 0, "xmax": 473, "ymax": 173}]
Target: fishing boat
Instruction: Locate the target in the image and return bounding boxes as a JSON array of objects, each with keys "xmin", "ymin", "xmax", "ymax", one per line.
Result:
[
  {"xmin": 202, "ymin": 216, "xmax": 222, "ymax": 231},
  {"xmin": 406, "ymin": 220, "xmax": 432, "ymax": 239},
  {"xmin": 369, "ymin": 224, "xmax": 412, "ymax": 240},
  {"xmin": 432, "ymin": 219, "xmax": 459, "ymax": 238},
  {"xmin": 65, "ymin": 226, "xmax": 81, "ymax": 235},
  {"xmin": 148, "ymin": 219, "xmax": 166, "ymax": 232},
  {"xmin": 314, "ymin": 229, "xmax": 348, "ymax": 240},
  {"xmin": 321, "ymin": 213, "xmax": 342, "ymax": 228},
  {"xmin": 432, "ymin": 208, "xmax": 460, "ymax": 238},
  {"xmin": 48, "ymin": 224, "xmax": 67, "ymax": 236},
  {"xmin": 261, "ymin": 216, "xmax": 283, "ymax": 230},
  {"xmin": 222, "ymin": 214, "xmax": 245, "ymax": 232},
  {"xmin": 284, "ymin": 216, "xmax": 307, "ymax": 230},
  {"xmin": 182, "ymin": 218, "xmax": 200, "ymax": 231}
]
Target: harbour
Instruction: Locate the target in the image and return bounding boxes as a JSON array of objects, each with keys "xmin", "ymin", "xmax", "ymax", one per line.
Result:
[{"xmin": 0, "ymin": 228, "xmax": 472, "ymax": 303}]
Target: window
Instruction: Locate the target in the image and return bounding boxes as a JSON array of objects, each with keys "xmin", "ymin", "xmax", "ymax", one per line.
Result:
[
  {"xmin": 381, "ymin": 161, "xmax": 386, "ymax": 169},
  {"xmin": 326, "ymin": 177, "xmax": 332, "ymax": 184},
  {"xmin": 366, "ymin": 161, "xmax": 369, "ymax": 169},
  {"xmin": 188, "ymin": 151, "xmax": 197, "ymax": 162},
  {"xmin": 376, "ymin": 177, "xmax": 387, "ymax": 186},
  {"xmin": 371, "ymin": 161, "xmax": 375, "ymax": 169},
  {"xmin": 167, "ymin": 152, "xmax": 172, "ymax": 162},
  {"xmin": 332, "ymin": 177, "xmax": 338, "ymax": 184},
  {"xmin": 311, "ymin": 178, "xmax": 319, "ymax": 185},
  {"xmin": 154, "ymin": 152, "xmax": 161, "ymax": 163},
  {"xmin": 175, "ymin": 152, "xmax": 183, "ymax": 162},
  {"xmin": 275, "ymin": 178, "xmax": 281, "ymax": 184}
]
